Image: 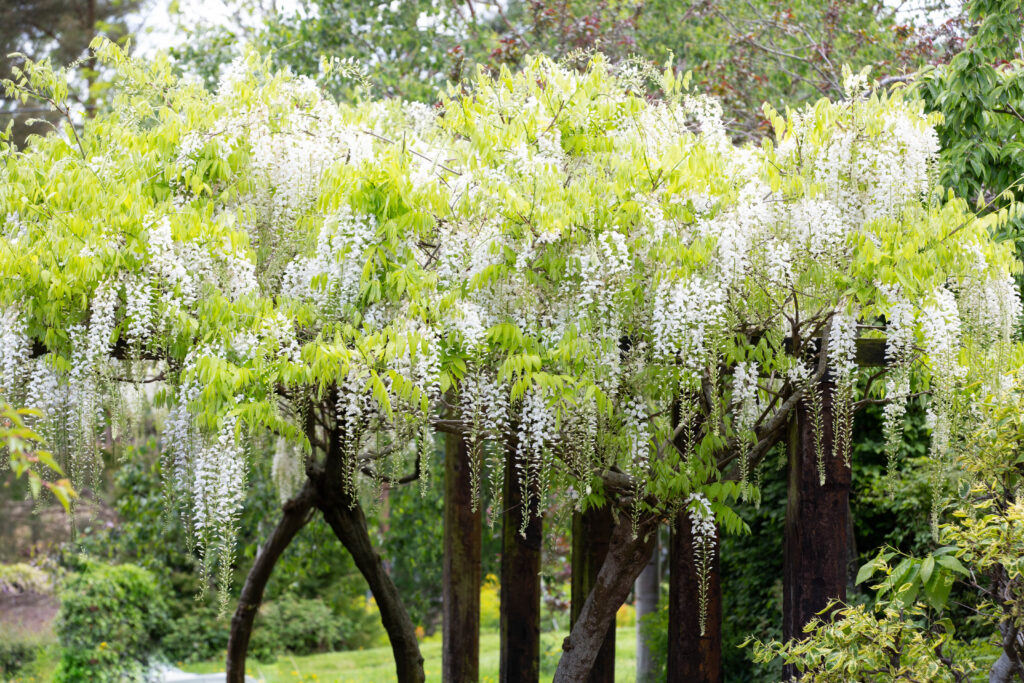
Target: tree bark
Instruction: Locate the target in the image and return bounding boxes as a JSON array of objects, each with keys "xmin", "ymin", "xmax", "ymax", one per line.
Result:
[
  {"xmin": 444, "ymin": 433, "xmax": 481, "ymax": 683},
  {"xmin": 500, "ymin": 440, "xmax": 542, "ymax": 683},
  {"xmin": 226, "ymin": 483, "xmax": 314, "ymax": 683},
  {"xmin": 553, "ymin": 514, "xmax": 658, "ymax": 683},
  {"xmin": 668, "ymin": 512, "xmax": 722, "ymax": 683},
  {"xmin": 318, "ymin": 484, "xmax": 426, "ymax": 683},
  {"xmin": 783, "ymin": 378, "xmax": 849, "ymax": 679},
  {"xmin": 570, "ymin": 504, "xmax": 615, "ymax": 683},
  {"xmin": 635, "ymin": 533, "xmax": 659, "ymax": 683},
  {"xmin": 989, "ymin": 621, "xmax": 1023, "ymax": 683}
]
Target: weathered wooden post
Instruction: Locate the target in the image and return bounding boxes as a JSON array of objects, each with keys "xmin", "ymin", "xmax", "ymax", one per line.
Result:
[
  {"xmin": 443, "ymin": 433, "xmax": 481, "ymax": 682},
  {"xmin": 500, "ymin": 440, "xmax": 542, "ymax": 683},
  {"xmin": 782, "ymin": 376, "xmax": 848, "ymax": 672},
  {"xmin": 668, "ymin": 512, "xmax": 722, "ymax": 683},
  {"xmin": 570, "ymin": 504, "xmax": 616, "ymax": 683},
  {"xmin": 781, "ymin": 339, "xmax": 883, "ymax": 678}
]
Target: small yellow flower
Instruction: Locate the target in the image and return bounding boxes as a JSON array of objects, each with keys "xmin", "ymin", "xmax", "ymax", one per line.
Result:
[{"xmin": 99, "ymin": 642, "xmax": 108, "ymax": 650}]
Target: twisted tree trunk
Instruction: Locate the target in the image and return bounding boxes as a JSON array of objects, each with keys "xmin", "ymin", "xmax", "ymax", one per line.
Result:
[
  {"xmin": 318, "ymin": 482, "xmax": 425, "ymax": 683},
  {"xmin": 990, "ymin": 620, "xmax": 1024, "ymax": 683},
  {"xmin": 226, "ymin": 484, "xmax": 315, "ymax": 683},
  {"xmin": 553, "ymin": 513, "xmax": 658, "ymax": 683}
]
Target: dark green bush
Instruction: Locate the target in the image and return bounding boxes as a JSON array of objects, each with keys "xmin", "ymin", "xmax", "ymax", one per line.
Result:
[
  {"xmin": 254, "ymin": 595, "xmax": 344, "ymax": 656},
  {"xmin": 54, "ymin": 561, "xmax": 167, "ymax": 682},
  {"xmin": 0, "ymin": 640, "xmax": 37, "ymax": 677},
  {"xmin": 161, "ymin": 606, "xmax": 230, "ymax": 664}
]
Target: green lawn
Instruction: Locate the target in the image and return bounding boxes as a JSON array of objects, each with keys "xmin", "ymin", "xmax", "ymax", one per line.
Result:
[{"xmin": 186, "ymin": 627, "xmax": 639, "ymax": 683}]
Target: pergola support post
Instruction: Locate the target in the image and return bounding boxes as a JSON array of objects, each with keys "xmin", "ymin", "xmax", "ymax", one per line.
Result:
[
  {"xmin": 782, "ymin": 378, "xmax": 850, "ymax": 679},
  {"xmin": 668, "ymin": 510, "xmax": 722, "ymax": 683},
  {"xmin": 570, "ymin": 504, "xmax": 615, "ymax": 683},
  {"xmin": 443, "ymin": 433, "xmax": 481, "ymax": 682},
  {"xmin": 500, "ymin": 441, "xmax": 542, "ymax": 683}
]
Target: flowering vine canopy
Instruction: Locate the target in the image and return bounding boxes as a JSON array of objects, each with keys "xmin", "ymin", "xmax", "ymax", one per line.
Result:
[{"xmin": 1, "ymin": 40, "xmax": 1021, "ymax": 602}]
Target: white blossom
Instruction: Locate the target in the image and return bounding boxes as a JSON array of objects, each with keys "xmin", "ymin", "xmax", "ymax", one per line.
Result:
[{"xmin": 687, "ymin": 493, "xmax": 717, "ymax": 636}]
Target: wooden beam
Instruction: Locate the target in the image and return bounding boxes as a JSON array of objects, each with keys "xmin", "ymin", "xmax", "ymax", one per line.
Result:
[
  {"xmin": 783, "ymin": 337, "xmax": 887, "ymax": 367},
  {"xmin": 443, "ymin": 433, "xmax": 481, "ymax": 683},
  {"xmin": 570, "ymin": 504, "xmax": 615, "ymax": 683},
  {"xmin": 783, "ymin": 377, "xmax": 850, "ymax": 678},
  {"xmin": 500, "ymin": 440, "xmax": 542, "ymax": 683}
]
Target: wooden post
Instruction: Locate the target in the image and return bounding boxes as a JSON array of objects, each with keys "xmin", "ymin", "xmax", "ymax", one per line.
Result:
[
  {"xmin": 570, "ymin": 504, "xmax": 615, "ymax": 683},
  {"xmin": 668, "ymin": 511, "xmax": 722, "ymax": 683},
  {"xmin": 635, "ymin": 533, "xmax": 659, "ymax": 683},
  {"xmin": 500, "ymin": 441, "xmax": 542, "ymax": 683},
  {"xmin": 783, "ymin": 378, "xmax": 849, "ymax": 678},
  {"xmin": 444, "ymin": 433, "xmax": 481, "ymax": 683}
]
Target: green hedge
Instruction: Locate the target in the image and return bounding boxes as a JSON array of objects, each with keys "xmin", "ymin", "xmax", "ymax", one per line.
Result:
[
  {"xmin": 54, "ymin": 561, "xmax": 167, "ymax": 682},
  {"xmin": 0, "ymin": 640, "xmax": 38, "ymax": 677}
]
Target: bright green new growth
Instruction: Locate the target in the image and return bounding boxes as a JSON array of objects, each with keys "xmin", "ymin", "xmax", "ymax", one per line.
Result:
[{"xmin": 1, "ymin": 41, "xmax": 1021, "ymax": 610}]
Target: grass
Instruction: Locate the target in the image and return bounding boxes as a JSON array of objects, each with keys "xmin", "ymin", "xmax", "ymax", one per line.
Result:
[{"xmin": 185, "ymin": 627, "xmax": 639, "ymax": 683}]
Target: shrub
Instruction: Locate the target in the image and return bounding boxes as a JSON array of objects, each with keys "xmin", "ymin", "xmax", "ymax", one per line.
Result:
[
  {"xmin": 0, "ymin": 640, "xmax": 37, "ymax": 677},
  {"xmin": 0, "ymin": 563, "xmax": 52, "ymax": 595},
  {"xmin": 161, "ymin": 606, "xmax": 231, "ymax": 664},
  {"xmin": 254, "ymin": 595, "xmax": 344, "ymax": 656},
  {"xmin": 480, "ymin": 574, "xmax": 501, "ymax": 630},
  {"xmin": 54, "ymin": 561, "xmax": 167, "ymax": 682}
]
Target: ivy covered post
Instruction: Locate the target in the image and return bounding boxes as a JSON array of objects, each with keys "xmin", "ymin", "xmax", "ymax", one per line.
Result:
[
  {"xmin": 570, "ymin": 503, "xmax": 616, "ymax": 683},
  {"xmin": 443, "ymin": 432, "xmax": 481, "ymax": 682}
]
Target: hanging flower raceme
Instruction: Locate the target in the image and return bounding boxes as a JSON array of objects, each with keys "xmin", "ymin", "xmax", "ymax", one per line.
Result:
[
  {"xmin": 459, "ymin": 368, "xmax": 509, "ymax": 513},
  {"xmin": 880, "ymin": 286, "xmax": 916, "ymax": 492},
  {"xmin": 732, "ymin": 361, "xmax": 760, "ymax": 493},
  {"xmin": 921, "ymin": 288, "xmax": 966, "ymax": 535},
  {"xmin": 0, "ymin": 306, "xmax": 30, "ymax": 402},
  {"xmin": 687, "ymin": 493, "xmax": 717, "ymax": 636},
  {"xmin": 272, "ymin": 436, "xmax": 307, "ymax": 505},
  {"xmin": 517, "ymin": 386, "xmax": 556, "ymax": 535},
  {"xmin": 828, "ymin": 309, "xmax": 858, "ymax": 466},
  {"xmin": 192, "ymin": 414, "xmax": 247, "ymax": 613},
  {"xmin": 624, "ymin": 395, "xmax": 652, "ymax": 537}
]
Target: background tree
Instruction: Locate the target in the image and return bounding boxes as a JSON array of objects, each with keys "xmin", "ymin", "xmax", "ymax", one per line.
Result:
[
  {"xmin": 0, "ymin": 0, "xmax": 142, "ymax": 145},
  {"xmin": 914, "ymin": 0, "xmax": 1024, "ymax": 210}
]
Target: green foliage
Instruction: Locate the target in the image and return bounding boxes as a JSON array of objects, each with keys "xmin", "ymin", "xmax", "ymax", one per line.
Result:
[
  {"xmin": 0, "ymin": 404, "xmax": 75, "ymax": 509},
  {"xmin": 256, "ymin": 595, "xmax": 345, "ymax": 657},
  {"xmin": 749, "ymin": 548, "xmax": 972, "ymax": 680},
  {"xmin": 160, "ymin": 605, "xmax": 232, "ymax": 665},
  {"xmin": 856, "ymin": 548, "xmax": 965, "ymax": 613},
  {"xmin": 915, "ymin": 0, "xmax": 1024, "ymax": 206},
  {"xmin": 0, "ymin": 0, "xmax": 141, "ymax": 144},
  {"xmin": 747, "ymin": 598, "xmax": 974, "ymax": 681},
  {"xmin": 0, "ymin": 562, "xmax": 52, "ymax": 595},
  {"xmin": 0, "ymin": 640, "xmax": 39, "ymax": 678},
  {"xmin": 53, "ymin": 561, "xmax": 168, "ymax": 683}
]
